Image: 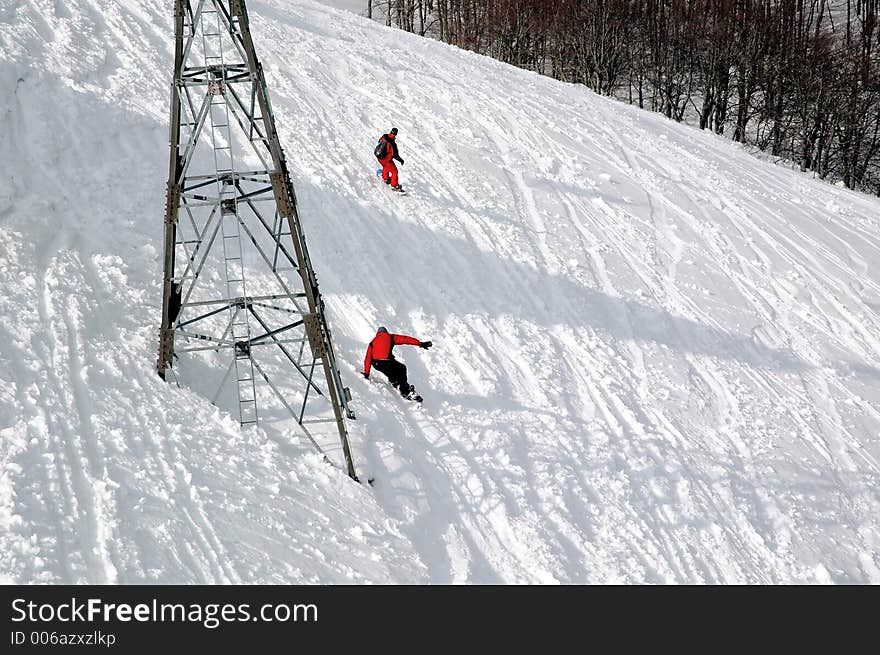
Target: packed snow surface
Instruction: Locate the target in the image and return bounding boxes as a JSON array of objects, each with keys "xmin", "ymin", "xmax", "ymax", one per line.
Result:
[{"xmin": 2, "ymin": 0, "xmax": 879, "ymax": 583}]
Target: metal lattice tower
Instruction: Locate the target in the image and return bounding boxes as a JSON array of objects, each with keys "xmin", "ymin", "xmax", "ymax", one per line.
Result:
[{"xmin": 157, "ymin": 0, "xmax": 358, "ymax": 480}]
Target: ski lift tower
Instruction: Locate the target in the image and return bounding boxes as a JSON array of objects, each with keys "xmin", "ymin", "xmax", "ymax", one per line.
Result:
[{"xmin": 157, "ymin": 0, "xmax": 358, "ymax": 480}]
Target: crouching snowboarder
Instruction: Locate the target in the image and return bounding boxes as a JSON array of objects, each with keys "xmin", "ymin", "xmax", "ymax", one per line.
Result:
[
  {"xmin": 374, "ymin": 127, "xmax": 405, "ymax": 192},
  {"xmin": 362, "ymin": 326, "xmax": 432, "ymax": 402}
]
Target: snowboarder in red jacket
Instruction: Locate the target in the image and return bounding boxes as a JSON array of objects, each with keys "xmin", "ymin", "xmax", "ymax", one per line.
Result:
[
  {"xmin": 376, "ymin": 127, "xmax": 405, "ymax": 191},
  {"xmin": 363, "ymin": 326, "xmax": 432, "ymax": 401}
]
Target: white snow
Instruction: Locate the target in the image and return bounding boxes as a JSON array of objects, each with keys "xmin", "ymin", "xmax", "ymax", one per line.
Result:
[{"xmin": 2, "ymin": 0, "xmax": 880, "ymax": 583}]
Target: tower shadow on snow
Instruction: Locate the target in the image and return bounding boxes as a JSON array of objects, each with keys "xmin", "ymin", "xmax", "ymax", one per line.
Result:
[{"xmin": 295, "ymin": 179, "xmax": 880, "ymax": 383}]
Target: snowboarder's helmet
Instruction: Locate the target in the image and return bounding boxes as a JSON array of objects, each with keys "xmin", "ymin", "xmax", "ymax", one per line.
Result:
[
  {"xmin": 377, "ymin": 326, "xmax": 388, "ymax": 333},
  {"xmin": 390, "ymin": 127, "xmax": 398, "ymax": 135}
]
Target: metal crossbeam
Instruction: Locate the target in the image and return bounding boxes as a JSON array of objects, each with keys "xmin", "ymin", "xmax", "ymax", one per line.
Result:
[{"xmin": 157, "ymin": 0, "xmax": 358, "ymax": 480}]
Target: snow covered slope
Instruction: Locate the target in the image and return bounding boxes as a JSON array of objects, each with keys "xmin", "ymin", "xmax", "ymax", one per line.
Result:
[{"xmin": 2, "ymin": 0, "xmax": 880, "ymax": 583}]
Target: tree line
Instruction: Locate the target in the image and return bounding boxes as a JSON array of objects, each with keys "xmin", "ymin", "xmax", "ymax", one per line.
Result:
[{"xmin": 369, "ymin": 0, "xmax": 880, "ymax": 195}]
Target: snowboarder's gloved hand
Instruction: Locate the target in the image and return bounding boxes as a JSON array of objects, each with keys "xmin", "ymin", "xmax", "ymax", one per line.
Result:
[
  {"xmin": 419, "ymin": 340, "xmax": 432, "ymax": 349},
  {"xmin": 399, "ymin": 158, "xmax": 405, "ymax": 165},
  {"xmin": 362, "ymin": 371, "xmax": 370, "ymax": 379}
]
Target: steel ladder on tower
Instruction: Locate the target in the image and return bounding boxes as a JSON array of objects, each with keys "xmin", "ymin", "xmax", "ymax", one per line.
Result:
[{"xmin": 201, "ymin": 1, "xmax": 258, "ymax": 426}]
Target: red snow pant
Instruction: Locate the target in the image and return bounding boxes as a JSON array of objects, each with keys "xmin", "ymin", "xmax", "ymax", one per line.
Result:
[{"xmin": 379, "ymin": 156, "xmax": 398, "ymax": 187}]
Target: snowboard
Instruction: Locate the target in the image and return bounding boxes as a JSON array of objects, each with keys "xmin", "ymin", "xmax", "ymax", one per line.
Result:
[
  {"xmin": 367, "ymin": 373, "xmax": 422, "ymax": 403},
  {"xmin": 392, "ymin": 382, "xmax": 422, "ymax": 404},
  {"xmin": 375, "ymin": 168, "xmax": 407, "ymax": 194}
]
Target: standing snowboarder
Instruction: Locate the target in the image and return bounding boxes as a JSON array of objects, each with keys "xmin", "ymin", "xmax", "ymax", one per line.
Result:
[
  {"xmin": 362, "ymin": 326, "xmax": 432, "ymax": 402},
  {"xmin": 375, "ymin": 127, "xmax": 405, "ymax": 192}
]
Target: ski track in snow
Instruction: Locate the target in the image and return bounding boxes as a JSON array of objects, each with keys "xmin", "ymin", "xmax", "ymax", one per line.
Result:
[{"xmin": 1, "ymin": 0, "xmax": 879, "ymax": 583}]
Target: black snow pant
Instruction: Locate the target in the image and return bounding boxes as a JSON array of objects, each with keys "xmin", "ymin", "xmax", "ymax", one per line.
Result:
[{"xmin": 371, "ymin": 358, "xmax": 412, "ymax": 396}]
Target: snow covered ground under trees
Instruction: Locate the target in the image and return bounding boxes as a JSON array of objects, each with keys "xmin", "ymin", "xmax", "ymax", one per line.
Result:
[{"xmin": 1, "ymin": 0, "xmax": 879, "ymax": 583}]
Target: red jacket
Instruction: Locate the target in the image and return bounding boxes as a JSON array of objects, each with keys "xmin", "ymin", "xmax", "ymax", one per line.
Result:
[{"xmin": 364, "ymin": 331, "xmax": 420, "ymax": 374}]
